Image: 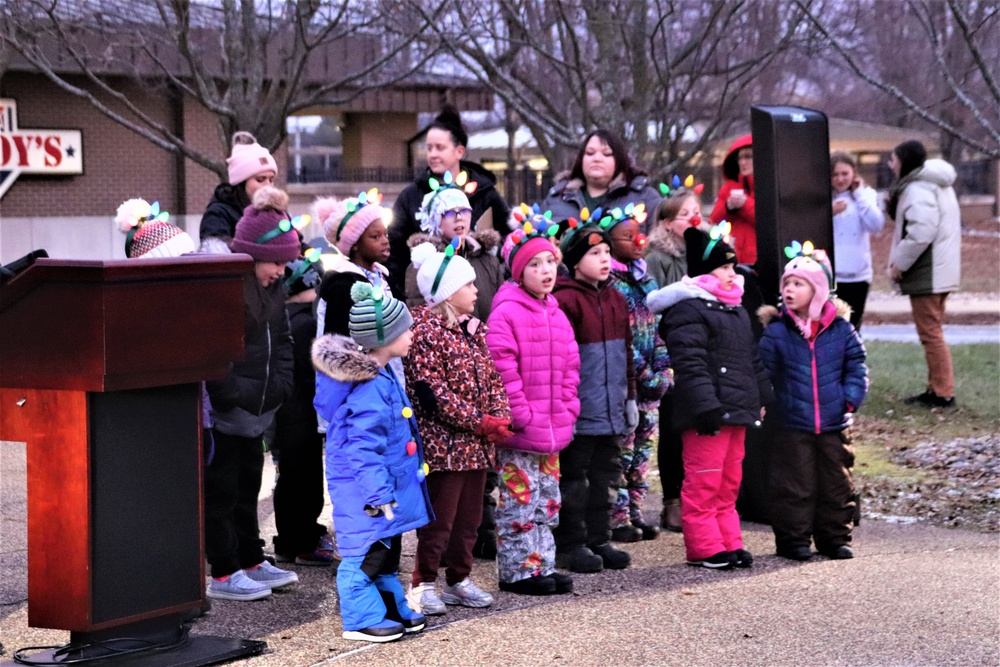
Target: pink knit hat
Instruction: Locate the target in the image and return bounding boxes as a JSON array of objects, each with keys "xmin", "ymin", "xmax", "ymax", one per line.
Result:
[
  {"xmin": 782, "ymin": 241, "xmax": 834, "ymax": 320},
  {"xmin": 227, "ymin": 131, "xmax": 277, "ymax": 185},
  {"xmin": 115, "ymin": 199, "xmax": 195, "ymax": 259},
  {"xmin": 231, "ymin": 186, "xmax": 301, "ymax": 263},
  {"xmin": 314, "ymin": 189, "xmax": 387, "ymax": 256}
]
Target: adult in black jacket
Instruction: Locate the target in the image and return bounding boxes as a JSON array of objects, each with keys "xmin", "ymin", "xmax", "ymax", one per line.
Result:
[
  {"xmin": 388, "ymin": 106, "xmax": 511, "ymax": 297},
  {"xmin": 200, "ymin": 132, "xmax": 278, "ymax": 245}
]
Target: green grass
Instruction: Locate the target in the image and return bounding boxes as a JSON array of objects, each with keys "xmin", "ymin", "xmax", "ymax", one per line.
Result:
[{"xmin": 853, "ymin": 341, "xmax": 1000, "ymax": 480}]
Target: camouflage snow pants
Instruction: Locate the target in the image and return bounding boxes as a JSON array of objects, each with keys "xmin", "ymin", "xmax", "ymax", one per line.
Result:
[{"xmin": 495, "ymin": 448, "xmax": 561, "ymax": 584}]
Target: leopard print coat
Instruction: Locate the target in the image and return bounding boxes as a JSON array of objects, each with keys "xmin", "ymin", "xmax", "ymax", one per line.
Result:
[{"xmin": 403, "ymin": 305, "xmax": 511, "ymax": 472}]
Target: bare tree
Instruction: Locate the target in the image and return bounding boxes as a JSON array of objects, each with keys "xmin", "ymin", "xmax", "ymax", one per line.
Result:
[
  {"xmin": 0, "ymin": 0, "xmax": 446, "ymax": 178},
  {"xmin": 408, "ymin": 0, "xmax": 820, "ymax": 174},
  {"xmin": 796, "ymin": 0, "xmax": 1000, "ymax": 159}
]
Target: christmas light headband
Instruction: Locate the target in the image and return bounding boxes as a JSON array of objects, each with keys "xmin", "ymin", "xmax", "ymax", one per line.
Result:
[
  {"xmin": 784, "ymin": 239, "xmax": 834, "ymax": 288},
  {"xmin": 702, "ymin": 220, "xmax": 733, "ymax": 262},
  {"xmin": 430, "ymin": 237, "xmax": 463, "ymax": 296},
  {"xmin": 508, "ymin": 202, "xmax": 559, "ymax": 266},
  {"xmin": 658, "ymin": 174, "xmax": 705, "ymax": 197},
  {"xmin": 336, "ymin": 188, "xmax": 383, "ymax": 241},
  {"xmin": 423, "ymin": 170, "xmax": 478, "ymax": 215},
  {"xmin": 284, "ymin": 247, "xmax": 322, "ymax": 287},
  {"xmin": 256, "ymin": 213, "xmax": 311, "ymax": 244}
]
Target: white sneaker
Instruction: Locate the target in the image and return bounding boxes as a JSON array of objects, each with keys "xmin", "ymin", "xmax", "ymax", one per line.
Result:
[
  {"xmin": 440, "ymin": 578, "xmax": 493, "ymax": 608},
  {"xmin": 407, "ymin": 582, "xmax": 446, "ymax": 616},
  {"xmin": 243, "ymin": 560, "xmax": 299, "ymax": 589},
  {"xmin": 206, "ymin": 570, "xmax": 271, "ymax": 601}
]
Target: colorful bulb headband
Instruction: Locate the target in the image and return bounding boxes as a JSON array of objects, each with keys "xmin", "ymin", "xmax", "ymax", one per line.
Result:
[
  {"xmin": 508, "ymin": 202, "xmax": 559, "ymax": 266},
  {"xmin": 284, "ymin": 247, "xmax": 322, "ymax": 287},
  {"xmin": 558, "ymin": 204, "xmax": 613, "ymax": 250},
  {"xmin": 430, "ymin": 237, "xmax": 463, "ymax": 296},
  {"xmin": 123, "ymin": 201, "xmax": 170, "ymax": 257},
  {"xmin": 256, "ymin": 213, "xmax": 311, "ymax": 244},
  {"xmin": 784, "ymin": 239, "xmax": 834, "ymax": 288},
  {"xmin": 336, "ymin": 188, "xmax": 383, "ymax": 241},
  {"xmin": 423, "ymin": 170, "xmax": 478, "ymax": 216},
  {"xmin": 658, "ymin": 174, "xmax": 705, "ymax": 197},
  {"xmin": 702, "ymin": 221, "xmax": 733, "ymax": 262}
]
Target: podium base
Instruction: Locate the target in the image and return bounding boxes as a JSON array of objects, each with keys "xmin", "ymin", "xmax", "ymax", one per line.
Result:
[{"xmin": 2, "ymin": 634, "xmax": 266, "ymax": 666}]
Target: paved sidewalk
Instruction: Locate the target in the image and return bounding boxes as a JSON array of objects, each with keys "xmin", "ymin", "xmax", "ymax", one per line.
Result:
[{"xmin": 2, "ymin": 446, "xmax": 998, "ymax": 666}]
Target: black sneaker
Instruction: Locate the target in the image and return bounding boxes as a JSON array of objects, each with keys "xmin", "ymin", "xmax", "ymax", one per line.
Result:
[
  {"xmin": 632, "ymin": 519, "xmax": 661, "ymax": 541},
  {"xmin": 904, "ymin": 390, "xmax": 956, "ymax": 408},
  {"xmin": 733, "ymin": 548, "xmax": 754, "ymax": 568},
  {"xmin": 548, "ymin": 571, "xmax": 574, "ymax": 594},
  {"xmin": 556, "ymin": 546, "xmax": 604, "ymax": 573},
  {"xmin": 686, "ymin": 551, "xmax": 736, "ymax": 569},
  {"xmin": 820, "ymin": 545, "xmax": 854, "ymax": 560},
  {"xmin": 498, "ymin": 575, "xmax": 557, "ymax": 596},
  {"xmin": 611, "ymin": 525, "xmax": 643, "ymax": 543},
  {"xmin": 776, "ymin": 545, "xmax": 814, "ymax": 561},
  {"xmin": 591, "ymin": 543, "xmax": 631, "ymax": 570},
  {"xmin": 342, "ymin": 619, "xmax": 405, "ymax": 643}
]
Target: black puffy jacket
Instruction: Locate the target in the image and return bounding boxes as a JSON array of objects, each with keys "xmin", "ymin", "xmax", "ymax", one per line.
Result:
[
  {"xmin": 200, "ymin": 184, "xmax": 246, "ymax": 242},
  {"xmin": 388, "ymin": 161, "xmax": 511, "ymax": 297},
  {"xmin": 206, "ymin": 277, "xmax": 294, "ymax": 438},
  {"xmin": 657, "ymin": 283, "xmax": 774, "ymax": 433}
]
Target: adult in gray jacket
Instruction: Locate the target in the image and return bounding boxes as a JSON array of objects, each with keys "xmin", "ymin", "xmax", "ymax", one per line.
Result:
[
  {"xmin": 831, "ymin": 150, "xmax": 885, "ymax": 331},
  {"xmin": 887, "ymin": 140, "xmax": 961, "ymax": 408},
  {"xmin": 543, "ymin": 129, "xmax": 662, "ymax": 234}
]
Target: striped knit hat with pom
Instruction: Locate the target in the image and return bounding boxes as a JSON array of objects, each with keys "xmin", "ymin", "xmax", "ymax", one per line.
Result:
[
  {"xmin": 115, "ymin": 199, "xmax": 195, "ymax": 259},
  {"xmin": 349, "ymin": 281, "xmax": 413, "ymax": 349}
]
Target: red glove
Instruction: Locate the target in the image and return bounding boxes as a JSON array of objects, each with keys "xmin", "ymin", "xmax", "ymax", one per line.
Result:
[{"xmin": 476, "ymin": 414, "xmax": 513, "ymax": 443}]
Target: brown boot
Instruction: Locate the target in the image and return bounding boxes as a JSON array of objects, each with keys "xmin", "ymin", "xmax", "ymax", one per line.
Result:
[{"xmin": 660, "ymin": 498, "xmax": 682, "ymax": 533}]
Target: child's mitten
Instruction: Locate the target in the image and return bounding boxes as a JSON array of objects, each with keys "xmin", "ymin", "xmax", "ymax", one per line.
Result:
[
  {"xmin": 694, "ymin": 407, "xmax": 724, "ymax": 436},
  {"xmin": 625, "ymin": 399, "xmax": 639, "ymax": 433}
]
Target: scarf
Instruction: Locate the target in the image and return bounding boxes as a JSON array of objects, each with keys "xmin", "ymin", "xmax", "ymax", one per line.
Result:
[{"xmin": 684, "ymin": 273, "xmax": 744, "ymax": 305}]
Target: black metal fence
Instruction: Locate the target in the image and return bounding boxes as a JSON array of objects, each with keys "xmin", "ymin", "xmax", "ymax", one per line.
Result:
[{"xmin": 287, "ymin": 165, "xmax": 415, "ymax": 184}]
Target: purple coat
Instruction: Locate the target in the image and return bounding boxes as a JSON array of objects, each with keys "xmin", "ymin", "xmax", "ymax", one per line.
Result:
[{"xmin": 486, "ymin": 282, "xmax": 581, "ymax": 454}]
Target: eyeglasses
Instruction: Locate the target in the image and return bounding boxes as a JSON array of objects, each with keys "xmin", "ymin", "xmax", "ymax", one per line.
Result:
[{"xmin": 442, "ymin": 208, "xmax": 473, "ymax": 221}]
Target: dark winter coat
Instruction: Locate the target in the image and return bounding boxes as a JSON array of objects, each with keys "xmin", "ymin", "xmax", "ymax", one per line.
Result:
[
  {"xmin": 543, "ymin": 172, "xmax": 663, "ymax": 235},
  {"xmin": 389, "ymin": 161, "xmax": 512, "ymax": 297},
  {"xmin": 404, "ymin": 229, "xmax": 506, "ymax": 321},
  {"xmin": 402, "ymin": 306, "xmax": 510, "ymax": 472},
  {"xmin": 206, "ymin": 276, "xmax": 294, "ymax": 438},
  {"xmin": 312, "ymin": 335, "xmax": 433, "ymax": 558},
  {"xmin": 200, "ymin": 183, "xmax": 246, "ymax": 242},
  {"xmin": 758, "ymin": 301, "xmax": 868, "ymax": 434},
  {"xmin": 553, "ymin": 276, "xmax": 636, "ymax": 436},
  {"xmin": 273, "ymin": 301, "xmax": 319, "ymax": 450},
  {"xmin": 655, "ymin": 281, "xmax": 774, "ymax": 432}
]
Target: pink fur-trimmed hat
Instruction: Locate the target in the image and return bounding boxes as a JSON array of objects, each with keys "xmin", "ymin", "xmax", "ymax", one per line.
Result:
[
  {"xmin": 782, "ymin": 241, "xmax": 834, "ymax": 320},
  {"xmin": 314, "ymin": 189, "xmax": 387, "ymax": 256}
]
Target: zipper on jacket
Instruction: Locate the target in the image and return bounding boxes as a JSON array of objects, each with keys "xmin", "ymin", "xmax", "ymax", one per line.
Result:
[
  {"xmin": 809, "ymin": 339, "xmax": 820, "ymax": 434},
  {"xmin": 546, "ymin": 308, "xmax": 556, "ymax": 445},
  {"xmin": 258, "ymin": 326, "xmax": 272, "ymax": 416}
]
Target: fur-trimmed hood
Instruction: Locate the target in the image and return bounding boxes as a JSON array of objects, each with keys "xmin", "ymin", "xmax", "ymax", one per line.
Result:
[
  {"xmin": 757, "ymin": 297, "xmax": 853, "ymax": 328},
  {"xmin": 312, "ymin": 334, "xmax": 379, "ymax": 381},
  {"xmin": 406, "ymin": 229, "xmax": 502, "ymax": 258},
  {"xmin": 647, "ymin": 280, "xmax": 712, "ymax": 314},
  {"xmin": 646, "ymin": 224, "xmax": 684, "ymax": 257},
  {"xmin": 550, "ymin": 170, "xmax": 633, "ymax": 199}
]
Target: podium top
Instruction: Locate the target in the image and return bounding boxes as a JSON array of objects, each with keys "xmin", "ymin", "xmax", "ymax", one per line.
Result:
[{"xmin": 0, "ymin": 255, "xmax": 253, "ymax": 392}]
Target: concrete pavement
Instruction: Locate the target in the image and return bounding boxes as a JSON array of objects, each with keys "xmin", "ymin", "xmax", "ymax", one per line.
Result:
[{"xmin": 2, "ymin": 444, "xmax": 998, "ymax": 666}]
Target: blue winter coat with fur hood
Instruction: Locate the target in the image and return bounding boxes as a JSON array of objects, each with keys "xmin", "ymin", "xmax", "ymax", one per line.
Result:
[
  {"xmin": 312, "ymin": 335, "xmax": 433, "ymax": 557},
  {"xmin": 758, "ymin": 300, "xmax": 869, "ymax": 434}
]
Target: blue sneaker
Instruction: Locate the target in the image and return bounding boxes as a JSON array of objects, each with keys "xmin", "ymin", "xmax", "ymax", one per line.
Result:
[
  {"xmin": 244, "ymin": 561, "xmax": 298, "ymax": 589},
  {"xmin": 206, "ymin": 570, "xmax": 271, "ymax": 601}
]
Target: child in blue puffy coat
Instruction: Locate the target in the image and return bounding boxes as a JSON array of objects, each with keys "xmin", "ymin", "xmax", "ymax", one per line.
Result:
[
  {"xmin": 312, "ymin": 283, "xmax": 434, "ymax": 643},
  {"xmin": 759, "ymin": 242, "xmax": 868, "ymax": 562}
]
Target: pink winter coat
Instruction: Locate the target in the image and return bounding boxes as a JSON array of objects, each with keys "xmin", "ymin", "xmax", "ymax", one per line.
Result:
[{"xmin": 486, "ymin": 282, "xmax": 581, "ymax": 454}]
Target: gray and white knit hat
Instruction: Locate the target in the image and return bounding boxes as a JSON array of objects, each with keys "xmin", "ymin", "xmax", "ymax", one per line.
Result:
[{"xmin": 349, "ymin": 282, "xmax": 413, "ymax": 349}]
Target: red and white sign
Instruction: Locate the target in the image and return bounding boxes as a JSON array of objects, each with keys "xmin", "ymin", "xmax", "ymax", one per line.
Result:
[{"xmin": 0, "ymin": 98, "xmax": 83, "ymax": 198}]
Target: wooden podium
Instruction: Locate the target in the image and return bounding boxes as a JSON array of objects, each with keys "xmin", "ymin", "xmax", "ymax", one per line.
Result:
[{"xmin": 0, "ymin": 256, "xmax": 266, "ymax": 664}]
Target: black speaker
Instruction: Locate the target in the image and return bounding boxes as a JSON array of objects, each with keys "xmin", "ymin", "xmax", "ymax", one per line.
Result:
[{"xmin": 751, "ymin": 106, "xmax": 834, "ymax": 304}]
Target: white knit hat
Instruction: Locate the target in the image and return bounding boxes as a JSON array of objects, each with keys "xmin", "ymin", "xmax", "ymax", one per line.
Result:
[
  {"xmin": 411, "ymin": 240, "xmax": 476, "ymax": 307},
  {"xmin": 417, "ymin": 187, "xmax": 471, "ymax": 235}
]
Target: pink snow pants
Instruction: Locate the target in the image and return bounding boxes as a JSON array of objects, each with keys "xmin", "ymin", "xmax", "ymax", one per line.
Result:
[{"xmin": 680, "ymin": 426, "xmax": 746, "ymax": 561}]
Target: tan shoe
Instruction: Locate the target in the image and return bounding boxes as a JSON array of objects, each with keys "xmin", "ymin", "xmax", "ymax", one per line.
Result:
[{"xmin": 661, "ymin": 498, "xmax": 682, "ymax": 533}]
